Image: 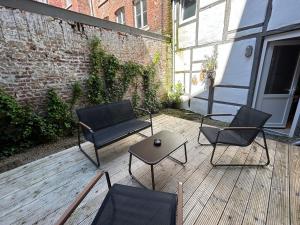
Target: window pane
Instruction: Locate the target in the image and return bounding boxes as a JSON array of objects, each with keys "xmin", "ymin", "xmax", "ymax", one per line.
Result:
[
  {"xmin": 137, "ymin": 15, "xmax": 142, "ymax": 28},
  {"xmin": 182, "ymin": 0, "xmax": 196, "ymax": 20},
  {"xmin": 136, "ymin": 2, "xmax": 141, "ymax": 15},
  {"xmin": 143, "ymin": 0, "xmax": 147, "ymax": 12},
  {"xmin": 265, "ymin": 46, "xmax": 300, "ymax": 94},
  {"xmin": 143, "ymin": 11, "xmax": 148, "ymax": 26}
]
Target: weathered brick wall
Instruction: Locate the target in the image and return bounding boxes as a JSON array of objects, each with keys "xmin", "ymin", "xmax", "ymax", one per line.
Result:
[{"xmin": 0, "ymin": 6, "xmax": 171, "ymax": 110}]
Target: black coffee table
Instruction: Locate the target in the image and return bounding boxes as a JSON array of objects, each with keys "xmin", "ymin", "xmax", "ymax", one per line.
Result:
[{"xmin": 128, "ymin": 130, "xmax": 187, "ymax": 190}]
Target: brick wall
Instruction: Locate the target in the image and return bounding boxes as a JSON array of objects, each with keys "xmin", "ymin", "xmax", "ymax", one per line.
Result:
[{"xmin": 0, "ymin": 5, "xmax": 171, "ymax": 110}]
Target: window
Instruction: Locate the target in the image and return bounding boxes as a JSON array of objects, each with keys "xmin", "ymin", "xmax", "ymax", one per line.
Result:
[
  {"xmin": 134, "ymin": 0, "xmax": 147, "ymax": 28},
  {"xmin": 36, "ymin": 0, "xmax": 48, "ymax": 3},
  {"xmin": 65, "ymin": 0, "xmax": 72, "ymax": 8},
  {"xmin": 181, "ymin": 0, "xmax": 196, "ymax": 21},
  {"xmin": 115, "ymin": 8, "xmax": 125, "ymax": 25}
]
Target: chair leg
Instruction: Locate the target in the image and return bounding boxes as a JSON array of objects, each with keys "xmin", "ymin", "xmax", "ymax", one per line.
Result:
[
  {"xmin": 78, "ymin": 126, "xmax": 100, "ymax": 167},
  {"xmin": 198, "ymin": 128, "xmax": 212, "ymax": 146},
  {"xmin": 210, "ymin": 137, "xmax": 270, "ymax": 167}
]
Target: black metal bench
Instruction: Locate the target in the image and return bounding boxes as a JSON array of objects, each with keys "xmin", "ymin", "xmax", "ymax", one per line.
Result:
[{"xmin": 76, "ymin": 100, "xmax": 153, "ymax": 167}]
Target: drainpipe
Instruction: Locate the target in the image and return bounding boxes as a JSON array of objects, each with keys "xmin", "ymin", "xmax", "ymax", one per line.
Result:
[{"xmin": 172, "ymin": 0, "xmax": 175, "ymax": 91}]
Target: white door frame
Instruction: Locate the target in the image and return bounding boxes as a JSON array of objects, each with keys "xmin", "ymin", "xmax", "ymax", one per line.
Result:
[{"xmin": 252, "ymin": 30, "xmax": 300, "ymax": 137}]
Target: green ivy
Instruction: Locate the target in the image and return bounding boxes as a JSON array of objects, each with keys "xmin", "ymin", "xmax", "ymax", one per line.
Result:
[
  {"xmin": 87, "ymin": 38, "xmax": 161, "ymax": 112},
  {"xmin": 70, "ymin": 81, "xmax": 83, "ymax": 109},
  {"xmin": 46, "ymin": 89, "xmax": 74, "ymax": 137}
]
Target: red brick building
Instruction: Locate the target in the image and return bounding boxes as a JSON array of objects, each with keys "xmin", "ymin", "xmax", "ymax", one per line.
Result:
[
  {"xmin": 35, "ymin": 0, "xmax": 171, "ymax": 35},
  {"xmin": 36, "ymin": 0, "xmax": 95, "ymax": 16}
]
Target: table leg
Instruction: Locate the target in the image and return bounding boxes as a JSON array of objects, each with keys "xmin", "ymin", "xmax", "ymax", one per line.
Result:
[
  {"xmin": 151, "ymin": 165, "xmax": 155, "ymax": 190},
  {"xmin": 168, "ymin": 143, "xmax": 188, "ymax": 165},
  {"xmin": 128, "ymin": 153, "xmax": 132, "ymax": 175}
]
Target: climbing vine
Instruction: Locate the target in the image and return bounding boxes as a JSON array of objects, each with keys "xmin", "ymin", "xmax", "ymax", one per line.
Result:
[{"xmin": 87, "ymin": 37, "xmax": 161, "ymax": 112}]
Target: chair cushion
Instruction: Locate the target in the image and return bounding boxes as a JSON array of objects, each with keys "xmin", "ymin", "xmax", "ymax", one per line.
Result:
[
  {"xmin": 200, "ymin": 127, "xmax": 249, "ymax": 146},
  {"xmin": 86, "ymin": 119, "xmax": 151, "ymax": 148},
  {"xmin": 92, "ymin": 184, "xmax": 177, "ymax": 225}
]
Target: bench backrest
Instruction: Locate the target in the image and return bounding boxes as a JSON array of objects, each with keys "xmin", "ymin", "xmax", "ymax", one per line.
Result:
[{"xmin": 76, "ymin": 100, "xmax": 136, "ymax": 132}]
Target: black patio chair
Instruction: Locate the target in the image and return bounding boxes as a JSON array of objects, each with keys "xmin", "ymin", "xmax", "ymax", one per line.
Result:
[
  {"xmin": 198, "ymin": 106, "xmax": 271, "ymax": 166},
  {"xmin": 55, "ymin": 171, "xmax": 183, "ymax": 225}
]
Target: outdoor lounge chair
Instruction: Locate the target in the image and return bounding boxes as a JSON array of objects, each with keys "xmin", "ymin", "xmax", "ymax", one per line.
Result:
[
  {"xmin": 76, "ymin": 100, "xmax": 153, "ymax": 167},
  {"xmin": 55, "ymin": 171, "xmax": 183, "ymax": 225},
  {"xmin": 198, "ymin": 105, "xmax": 271, "ymax": 166}
]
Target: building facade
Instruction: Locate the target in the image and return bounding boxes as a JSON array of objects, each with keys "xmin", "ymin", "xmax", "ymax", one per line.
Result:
[
  {"xmin": 173, "ymin": 0, "xmax": 300, "ymax": 137},
  {"xmin": 36, "ymin": 0, "xmax": 94, "ymax": 16},
  {"xmin": 36, "ymin": 0, "xmax": 171, "ymax": 35}
]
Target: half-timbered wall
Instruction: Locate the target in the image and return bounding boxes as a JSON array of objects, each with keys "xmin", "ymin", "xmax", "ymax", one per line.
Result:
[{"xmin": 173, "ymin": 0, "xmax": 300, "ymax": 135}]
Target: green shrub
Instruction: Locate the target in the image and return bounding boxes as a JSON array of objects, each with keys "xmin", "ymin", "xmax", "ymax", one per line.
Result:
[
  {"xmin": 0, "ymin": 89, "xmax": 51, "ymax": 157},
  {"xmin": 46, "ymin": 89, "xmax": 74, "ymax": 137},
  {"xmin": 163, "ymin": 82, "xmax": 184, "ymax": 109}
]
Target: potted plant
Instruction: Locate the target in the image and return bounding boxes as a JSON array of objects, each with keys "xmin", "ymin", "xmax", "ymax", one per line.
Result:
[{"xmin": 199, "ymin": 48, "xmax": 217, "ymax": 90}]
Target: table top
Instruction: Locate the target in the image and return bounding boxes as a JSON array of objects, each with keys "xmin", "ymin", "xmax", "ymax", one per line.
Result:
[{"xmin": 129, "ymin": 130, "xmax": 187, "ymax": 165}]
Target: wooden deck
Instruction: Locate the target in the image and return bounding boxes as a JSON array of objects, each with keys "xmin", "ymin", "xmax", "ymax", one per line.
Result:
[{"xmin": 0, "ymin": 114, "xmax": 299, "ymax": 225}]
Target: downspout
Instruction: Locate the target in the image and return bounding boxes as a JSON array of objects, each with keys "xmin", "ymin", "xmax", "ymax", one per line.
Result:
[{"xmin": 172, "ymin": 0, "xmax": 175, "ymax": 91}]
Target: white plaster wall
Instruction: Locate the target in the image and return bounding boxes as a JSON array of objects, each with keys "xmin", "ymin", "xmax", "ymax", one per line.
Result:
[
  {"xmin": 192, "ymin": 45, "xmax": 214, "ymax": 61},
  {"xmin": 200, "ymin": 0, "xmax": 220, "ymax": 8},
  {"xmin": 190, "ymin": 98, "xmax": 209, "ymax": 115},
  {"xmin": 213, "ymin": 87, "xmax": 248, "ymax": 105},
  {"xmin": 198, "ymin": 2, "xmax": 225, "ymax": 44},
  {"xmin": 190, "ymin": 72, "xmax": 208, "ymax": 98},
  {"xmin": 212, "ymin": 103, "xmax": 240, "ymax": 122},
  {"xmin": 178, "ymin": 22, "xmax": 196, "ymax": 48},
  {"xmin": 175, "ymin": 49, "xmax": 191, "ymax": 71},
  {"xmin": 268, "ymin": 0, "xmax": 300, "ymax": 31},
  {"xmin": 192, "ymin": 62, "xmax": 202, "ymax": 71},
  {"xmin": 214, "ymin": 38, "xmax": 256, "ymax": 86},
  {"xmin": 227, "ymin": 27, "xmax": 263, "ymax": 39},
  {"xmin": 228, "ymin": 0, "xmax": 268, "ymax": 31}
]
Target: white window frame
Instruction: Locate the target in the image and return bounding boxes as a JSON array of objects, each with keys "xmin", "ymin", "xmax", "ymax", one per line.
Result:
[
  {"xmin": 115, "ymin": 8, "xmax": 125, "ymax": 25},
  {"xmin": 36, "ymin": 0, "xmax": 48, "ymax": 3},
  {"xmin": 134, "ymin": 0, "xmax": 148, "ymax": 29},
  {"xmin": 180, "ymin": 0, "xmax": 197, "ymax": 23},
  {"xmin": 65, "ymin": 0, "xmax": 72, "ymax": 9}
]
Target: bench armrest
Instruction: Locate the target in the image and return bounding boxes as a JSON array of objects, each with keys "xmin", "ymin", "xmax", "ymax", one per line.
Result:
[
  {"xmin": 54, "ymin": 171, "xmax": 111, "ymax": 225},
  {"xmin": 79, "ymin": 122, "xmax": 94, "ymax": 133},
  {"xmin": 135, "ymin": 107, "xmax": 151, "ymax": 115}
]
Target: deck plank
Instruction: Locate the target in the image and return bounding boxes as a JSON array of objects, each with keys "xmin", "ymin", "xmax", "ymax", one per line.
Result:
[
  {"xmin": 0, "ymin": 114, "xmax": 297, "ymax": 225},
  {"xmin": 289, "ymin": 145, "xmax": 300, "ymax": 225},
  {"xmin": 266, "ymin": 141, "xmax": 290, "ymax": 225}
]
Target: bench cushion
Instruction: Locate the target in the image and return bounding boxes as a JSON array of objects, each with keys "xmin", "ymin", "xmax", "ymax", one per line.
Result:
[
  {"xmin": 92, "ymin": 184, "xmax": 177, "ymax": 225},
  {"xmin": 86, "ymin": 119, "xmax": 151, "ymax": 148}
]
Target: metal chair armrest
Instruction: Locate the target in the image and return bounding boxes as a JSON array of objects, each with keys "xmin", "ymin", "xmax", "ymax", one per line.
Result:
[
  {"xmin": 54, "ymin": 171, "xmax": 111, "ymax": 225},
  {"xmin": 176, "ymin": 182, "xmax": 183, "ymax": 225},
  {"xmin": 222, "ymin": 127, "xmax": 261, "ymax": 131},
  {"xmin": 200, "ymin": 113, "xmax": 235, "ymax": 129}
]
